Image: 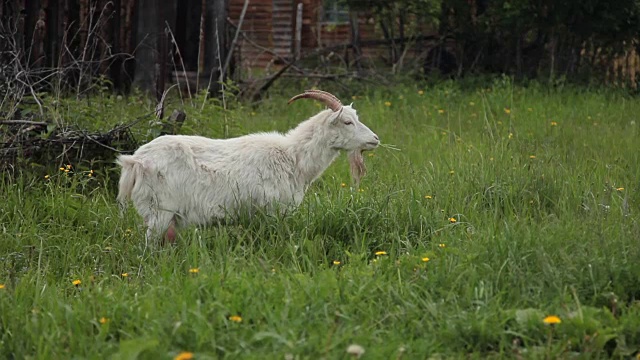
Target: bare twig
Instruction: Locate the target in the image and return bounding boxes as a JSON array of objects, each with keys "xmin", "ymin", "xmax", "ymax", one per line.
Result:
[
  {"xmin": 197, "ymin": 0, "xmax": 207, "ymax": 92},
  {"xmin": 165, "ymin": 21, "xmax": 193, "ymax": 103},
  {"xmin": 155, "ymin": 83, "xmax": 179, "ymax": 120},
  {"xmin": 222, "ymin": 0, "xmax": 250, "ymax": 78}
]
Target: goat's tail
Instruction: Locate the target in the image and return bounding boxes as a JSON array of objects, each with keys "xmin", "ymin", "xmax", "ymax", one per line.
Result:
[{"xmin": 116, "ymin": 155, "xmax": 143, "ymax": 208}]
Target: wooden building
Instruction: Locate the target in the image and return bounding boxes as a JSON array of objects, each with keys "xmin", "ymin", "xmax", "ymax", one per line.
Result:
[
  {"xmin": 2, "ymin": 0, "xmax": 419, "ymax": 93},
  {"xmin": 229, "ymin": 0, "xmax": 379, "ymax": 68}
]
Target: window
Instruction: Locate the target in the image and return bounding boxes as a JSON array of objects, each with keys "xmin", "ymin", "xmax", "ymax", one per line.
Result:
[{"xmin": 322, "ymin": 0, "xmax": 349, "ymax": 24}]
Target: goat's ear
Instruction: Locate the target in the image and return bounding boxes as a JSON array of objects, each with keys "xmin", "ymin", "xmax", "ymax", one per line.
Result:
[
  {"xmin": 349, "ymin": 102, "xmax": 353, "ymax": 107},
  {"xmin": 329, "ymin": 108, "xmax": 343, "ymax": 125}
]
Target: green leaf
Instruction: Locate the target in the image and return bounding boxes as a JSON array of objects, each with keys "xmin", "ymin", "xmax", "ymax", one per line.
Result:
[{"xmin": 110, "ymin": 338, "xmax": 159, "ymax": 360}]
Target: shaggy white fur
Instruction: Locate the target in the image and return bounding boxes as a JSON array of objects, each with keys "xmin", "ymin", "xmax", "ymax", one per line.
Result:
[{"xmin": 117, "ymin": 104, "xmax": 379, "ymax": 242}]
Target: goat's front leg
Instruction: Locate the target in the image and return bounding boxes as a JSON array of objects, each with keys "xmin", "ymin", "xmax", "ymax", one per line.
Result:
[
  {"xmin": 165, "ymin": 217, "xmax": 177, "ymax": 245},
  {"xmin": 144, "ymin": 213, "xmax": 176, "ymax": 246}
]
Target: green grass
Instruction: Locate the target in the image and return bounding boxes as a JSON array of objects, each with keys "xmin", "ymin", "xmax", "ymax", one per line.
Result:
[{"xmin": 2, "ymin": 79, "xmax": 640, "ymax": 359}]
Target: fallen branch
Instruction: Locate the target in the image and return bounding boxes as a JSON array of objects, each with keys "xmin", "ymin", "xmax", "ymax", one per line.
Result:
[
  {"xmin": 0, "ymin": 111, "xmax": 157, "ymax": 170},
  {"xmin": 244, "ymin": 62, "xmax": 293, "ymax": 102},
  {"xmin": 0, "ymin": 120, "xmax": 48, "ymax": 126}
]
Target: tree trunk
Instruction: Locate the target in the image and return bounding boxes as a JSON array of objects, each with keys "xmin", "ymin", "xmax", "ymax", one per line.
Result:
[
  {"xmin": 132, "ymin": 0, "xmax": 177, "ymax": 94},
  {"xmin": 204, "ymin": 0, "xmax": 228, "ymax": 96},
  {"xmin": 349, "ymin": 8, "xmax": 362, "ymax": 72}
]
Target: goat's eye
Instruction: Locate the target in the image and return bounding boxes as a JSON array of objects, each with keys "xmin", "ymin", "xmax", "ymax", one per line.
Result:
[{"xmin": 344, "ymin": 121, "xmax": 353, "ymax": 125}]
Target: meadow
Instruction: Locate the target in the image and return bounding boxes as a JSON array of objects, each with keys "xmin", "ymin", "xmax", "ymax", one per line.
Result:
[{"xmin": 1, "ymin": 78, "xmax": 639, "ymax": 359}]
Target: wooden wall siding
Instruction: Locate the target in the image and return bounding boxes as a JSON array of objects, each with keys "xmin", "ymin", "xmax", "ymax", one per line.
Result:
[
  {"xmin": 229, "ymin": 0, "xmax": 274, "ymax": 67},
  {"xmin": 317, "ymin": 24, "xmax": 350, "ymax": 47},
  {"xmin": 272, "ymin": 0, "xmax": 293, "ymax": 58},
  {"xmin": 299, "ymin": 0, "xmax": 318, "ymax": 48},
  {"xmin": 229, "ymin": 0, "xmax": 384, "ymax": 68}
]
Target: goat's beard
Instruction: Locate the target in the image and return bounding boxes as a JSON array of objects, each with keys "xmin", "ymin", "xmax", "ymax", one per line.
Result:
[{"xmin": 348, "ymin": 150, "xmax": 366, "ymax": 187}]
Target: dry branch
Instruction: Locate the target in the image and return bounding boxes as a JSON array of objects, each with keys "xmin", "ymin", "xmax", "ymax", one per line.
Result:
[{"xmin": 0, "ymin": 112, "xmax": 156, "ymax": 170}]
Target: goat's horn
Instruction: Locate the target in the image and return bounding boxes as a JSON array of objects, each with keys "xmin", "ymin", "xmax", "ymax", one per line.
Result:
[{"xmin": 287, "ymin": 90, "xmax": 342, "ymax": 112}]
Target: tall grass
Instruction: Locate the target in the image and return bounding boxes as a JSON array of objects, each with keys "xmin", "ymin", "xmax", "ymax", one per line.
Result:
[{"xmin": 1, "ymin": 79, "xmax": 639, "ymax": 359}]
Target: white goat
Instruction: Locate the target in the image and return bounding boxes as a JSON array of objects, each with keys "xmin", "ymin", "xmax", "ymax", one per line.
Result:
[{"xmin": 116, "ymin": 90, "xmax": 379, "ymax": 243}]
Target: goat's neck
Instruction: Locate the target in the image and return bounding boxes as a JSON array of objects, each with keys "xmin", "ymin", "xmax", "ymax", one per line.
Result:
[{"xmin": 287, "ymin": 118, "xmax": 340, "ymax": 185}]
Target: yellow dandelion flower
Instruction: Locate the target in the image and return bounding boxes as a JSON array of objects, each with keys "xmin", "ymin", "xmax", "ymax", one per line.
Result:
[
  {"xmin": 358, "ymin": 188, "xmax": 364, "ymax": 192},
  {"xmin": 438, "ymin": 109, "xmax": 445, "ymax": 114},
  {"xmin": 550, "ymin": 121, "xmax": 558, "ymax": 126},
  {"xmin": 250, "ymin": 111, "xmax": 256, "ymax": 116},
  {"xmin": 529, "ymin": 155, "xmax": 536, "ymax": 159},
  {"xmin": 44, "ymin": 175, "xmax": 50, "ymax": 179},
  {"xmin": 616, "ymin": 187, "xmax": 624, "ymax": 191},
  {"xmin": 508, "ymin": 133, "xmax": 513, "ymax": 139},
  {"xmin": 0, "ymin": 284, "xmax": 5, "ymax": 289},
  {"xmin": 352, "ymin": 95, "xmax": 357, "ymax": 100},
  {"xmin": 368, "ymin": 153, "xmax": 374, "ymax": 157},
  {"xmin": 384, "ymin": 101, "xmax": 391, "ymax": 107},
  {"xmin": 543, "ymin": 315, "xmax": 561, "ymax": 324},
  {"xmin": 333, "ymin": 260, "xmax": 341, "ymax": 265},
  {"xmin": 424, "ymin": 195, "xmax": 432, "ymax": 199},
  {"xmin": 418, "ymin": 90, "xmax": 424, "ymax": 95},
  {"xmin": 375, "ymin": 251, "xmax": 387, "ymax": 256},
  {"xmin": 489, "ymin": 157, "xmax": 494, "ymax": 161},
  {"xmin": 449, "ymin": 217, "xmax": 457, "ymax": 223},
  {"xmin": 449, "ymin": 170, "xmax": 455, "ymax": 175},
  {"xmin": 341, "ymin": 183, "xmax": 347, "ymax": 188},
  {"xmin": 104, "ymin": 246, "xmax": 112, "ymax": 251},
  {"xmin": 421, "ymin": 257, "xmax": 430, "ymax": 262},
  {"xmin": 66, "ymin": 164, "xmax": 72, "ymax": 169},
  {"xmin": 228, "ymin": 315, "xmax": 242, "ymax": 323},
  {"xmin": 469, "ymin": 102, "xmax": 475, "ymax": 106},
  {"xmin": 497, "ymin": 121, "xmax": 502, "ymax": 125},
  {"xmin": 64, "ymin": 169, "xmax": 70, "ymax": 173},
  {"xmin": 99, "ymin": 317, "xmax": 109, "ymax": 324},
  {"xmin": 72, "ymin": 279, "xmax": 81, "ymax": 286},
  {"xmin": 174, "ymin": 352, "xmax": 194, "ymax": 360},
  {"xmin": 504, "ymin": 108, "xmax": 511, "ymax": 114},
  {"xmin": 439, "ymin": 243, "xmax": 446, "ymax": 248},
  {"xmin": 59, "ymin": 167, "xmax": 65, "ymax": 171},
  {"xmin": 121, "ymin": 273, "xmax": 128, "ymax": 277},
  {"xmin": 189, "ymin": 268, "xmax": 199, "ymax": 274}
]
